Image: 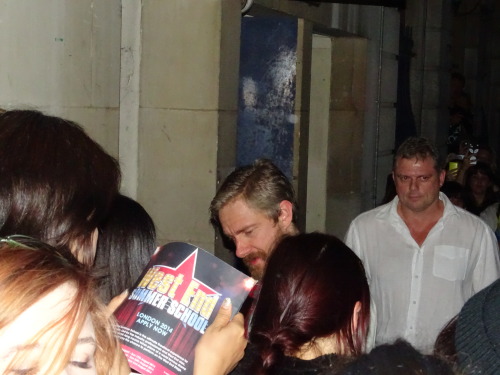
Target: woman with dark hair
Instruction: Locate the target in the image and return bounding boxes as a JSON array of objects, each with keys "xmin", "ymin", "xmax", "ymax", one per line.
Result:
[
  {"xmin": 463, "ymin": 162, "xmax": 497, "ymax": 216},
  {"xmin": 0, "ymin": 109, "xmax": 121, "ymax": 265},
  {"xmin": 230, "ymin": 232, "xmax": 371, "ymax": 375},
  {"xmin": 95, "ymin": 194, "xmax": 157, "ymax": 303}
]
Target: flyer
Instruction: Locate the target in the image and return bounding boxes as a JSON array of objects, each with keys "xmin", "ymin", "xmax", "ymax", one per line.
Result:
[{"xmin": 114, "ymin": 242, "xmax": 255, "ymax": 375}]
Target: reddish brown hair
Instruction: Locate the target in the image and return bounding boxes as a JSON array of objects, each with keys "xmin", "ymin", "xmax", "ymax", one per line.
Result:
[{"xmin": 249, "ymin": 233, "xmax": 370, "ymax": 374}]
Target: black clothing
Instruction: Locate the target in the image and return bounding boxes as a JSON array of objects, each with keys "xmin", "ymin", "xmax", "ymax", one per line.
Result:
[{"xmin": 230, "ymin": 343, "xmax": 348, "ymax": 375}]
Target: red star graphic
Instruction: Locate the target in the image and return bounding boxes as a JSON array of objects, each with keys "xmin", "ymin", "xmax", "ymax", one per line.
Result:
[{"xmin": 153, "ymin": 249, "xmax": 219, "ymax": 303}]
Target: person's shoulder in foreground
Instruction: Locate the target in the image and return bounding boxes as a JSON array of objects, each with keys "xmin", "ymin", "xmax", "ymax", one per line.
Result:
[
  {"xmin": 455, "ymin": 279, "xmax": 500, "ymax": 375},
  {"xmin": 340, "ymin": 340, "xmax": 456, "ymax": 375}
]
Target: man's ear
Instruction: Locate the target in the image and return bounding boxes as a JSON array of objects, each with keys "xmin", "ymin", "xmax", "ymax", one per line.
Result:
[
  {"xmin": 439, "ymin": 169, "xmax": 446, "ymax": 187},
  {"xmin": 278, "ymin": 200, "xmax": 294, "ymax": 232}
]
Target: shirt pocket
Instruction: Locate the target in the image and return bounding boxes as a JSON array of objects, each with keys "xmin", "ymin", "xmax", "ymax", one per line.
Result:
[{"xmin": 433, "ymin": 245, "xmax": 470, "ymax": 281}]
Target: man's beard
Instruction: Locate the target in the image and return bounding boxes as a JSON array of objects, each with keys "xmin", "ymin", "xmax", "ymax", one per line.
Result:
[{"xmin": 243, "ymin": 250, "xmax": 268, "ymax": 280}]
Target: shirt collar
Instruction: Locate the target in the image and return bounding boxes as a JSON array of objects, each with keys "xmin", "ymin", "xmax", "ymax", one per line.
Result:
[
  {"xmin": 439, "ymin": 191, "xmax": 461, "ymax": 219},
  {"xmin": 379, "ymin": 192, "xmax": 459, "ymax": 223}
]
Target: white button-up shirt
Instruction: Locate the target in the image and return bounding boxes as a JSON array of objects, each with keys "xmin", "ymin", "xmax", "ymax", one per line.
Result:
[{"xmin": 345, "ymin": 193, "xmax": 500, "ymax": 354}]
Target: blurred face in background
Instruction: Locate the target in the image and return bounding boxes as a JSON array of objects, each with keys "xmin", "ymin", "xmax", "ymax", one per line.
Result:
[{"xmin": 469, "ymin": 172, "xmax": 492, "ymax": 196}]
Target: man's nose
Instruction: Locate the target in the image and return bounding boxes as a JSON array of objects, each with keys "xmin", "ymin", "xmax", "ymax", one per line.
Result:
[
  {"xmin": 235, "ymin": 239, "xmax": 252, "ymax": 259},
  {"xmin": 409, "ymin": 179, "xmax": 418, "ymax": 191}
]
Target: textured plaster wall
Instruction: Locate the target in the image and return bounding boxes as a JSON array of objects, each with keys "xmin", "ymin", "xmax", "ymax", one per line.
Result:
[
  {"xmin": 137, "ymin": 0, "xmax": 241, "ymax": 255},
  {"xmin": 325, "ymin": 37, "xmax": 367, "ymax": 238},
  {"xmin": 0, "ymin": 0, "xmax": 121, "ymax": 156},
  {"xmin": 406, "ymin": 0, "xmax": 451, "ymax": 149}
]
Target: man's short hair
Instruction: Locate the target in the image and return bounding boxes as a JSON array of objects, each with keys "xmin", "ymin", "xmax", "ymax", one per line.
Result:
[
  {"xmin": 393, "ymin": 137, "xmax": 442, "ymax": 172},
  {"xmin": 209, "ymin": 159, "xmax": 297, "ymax": 229}
]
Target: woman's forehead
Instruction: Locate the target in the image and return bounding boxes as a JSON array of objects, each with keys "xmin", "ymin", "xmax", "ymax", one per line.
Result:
[{"xmin": 0, "ymin": 282, "xmax": 76, "ymax": 348}]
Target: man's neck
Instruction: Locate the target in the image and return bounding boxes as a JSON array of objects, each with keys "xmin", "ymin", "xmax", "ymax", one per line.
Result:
[{"xmin": 397, "ymin": 200, "xmax": 444, "ymax": 246}]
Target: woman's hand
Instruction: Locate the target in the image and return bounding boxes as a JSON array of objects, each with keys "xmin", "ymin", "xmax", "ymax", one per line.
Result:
[
  {"xmin": 106, "ymin": 289, "xmax": 129, "ymax": 317},
  {"xmin": 110, "ymin": 346, "xmax": 132, "ymax": 375},
  {"xmin": 194, "ymin": 298, "xmax": 247, "ymax": 375}
]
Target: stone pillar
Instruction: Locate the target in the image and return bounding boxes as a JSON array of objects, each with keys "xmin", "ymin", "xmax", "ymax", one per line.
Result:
[
  {"xmin": 0, "ymin": 0, "xmax": 121, "ymax": 155},
  {"xmin": 406, "ymin": 0, "xmax": 451, "ymax": 150},
  {"xmin": 135, "ymin": 0, "xmax": 241, "ymax": 254}
]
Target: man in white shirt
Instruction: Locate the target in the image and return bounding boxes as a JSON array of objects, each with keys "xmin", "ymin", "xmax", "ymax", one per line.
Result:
[{"xmin": 345, "ymin": 137, "xmax": 500, "ymax": 354}]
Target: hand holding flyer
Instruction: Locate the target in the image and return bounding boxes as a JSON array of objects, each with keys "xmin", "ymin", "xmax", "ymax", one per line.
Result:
[
  {"xmin": 114, "ymin": 242, "xmax": 255, "ymax": 375},
  {"xmin": 194, "ymin": 299, "xmax": 246, "ymax": 375}
]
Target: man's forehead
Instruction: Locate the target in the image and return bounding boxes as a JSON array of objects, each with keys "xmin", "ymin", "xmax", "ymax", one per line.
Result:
[
  {"xmin": 395, "ymin": 156, "xmax": 437, "ymax": 168},
  {"xmin": 220, "ymin": 199, "xmax": 269, "ymax": 229}
]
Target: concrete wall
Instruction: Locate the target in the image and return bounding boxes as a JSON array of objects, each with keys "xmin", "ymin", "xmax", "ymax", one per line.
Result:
[
  {"xmin": 134, "ymin": 0, "xmax": 241, "ymax": 257},
  {"xmin": 0, "ymin": 0, "xmax": 121, "ymax": 155},
  {"xmin": 406, "ymin": 0, "xmax": 451, "ymax": 150},
  {"xmin": 307, "ymin": 35, "xmax": 331, "ymax": 232},
  {"xmin": 451, "ymin": 0, "xmax": 500, "ymax": 161},
  {"xmin": 332, "ymin": 5, "xmax": 399, "ymax": 215},
  {"xmin": 306, "ymin": 5, "xmax": 400, "ymax": 235},
  {"xmin": 0, "ymin": 0, "xmax": 240, "ymax": 259},
  {"xmin": 0, "ymin": 0, "xmax": 406, "ymax": 255},
  {"xmin": 325, "ymin": 36, "xmax": 367, "ymax": 238}
]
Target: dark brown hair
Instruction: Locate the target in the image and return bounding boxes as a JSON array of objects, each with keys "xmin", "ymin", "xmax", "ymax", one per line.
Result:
[
  {"xmin": 433, "ymin": 316, "xmax": 458, "ymax": 367},
  {"xmin": 0, "ymin": 110, "xmax": 121, "ymax": 265},
  {"xmin": 394, "ymin": 137, "xmax": 443, "ymax": 173},
  {"xmin": 95, "ymin": 195, "xmax": 156, "ymax": 303}
]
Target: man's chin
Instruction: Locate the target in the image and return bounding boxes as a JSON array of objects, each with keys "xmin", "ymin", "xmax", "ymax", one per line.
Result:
[
  {"xmin": 244, "ymin": 260, "xmax": 265, "ymax": 280},
  {"xmin": 248, "ymin": 266, "xmax": 264, "ymax": 281}
]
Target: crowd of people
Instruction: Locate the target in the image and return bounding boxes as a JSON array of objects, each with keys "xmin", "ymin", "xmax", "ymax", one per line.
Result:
[
  {"xmin": 203, "ymin": 138, "xmax": 499, "ymax": 374},
  {"xmin": 444, "ymin": 72, "xmax": 500, "ymax": 241},
  {"xmin": 0, "ymin": 108, "xmax": 499, "ymax": 375},
  {"xmin": 443, "ymin": 141, "xmax": 500, "ymax": 242}
]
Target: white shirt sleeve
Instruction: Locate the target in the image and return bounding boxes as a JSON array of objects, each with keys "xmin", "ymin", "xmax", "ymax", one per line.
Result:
[{"xmin": 472, "ymin": 223, "xmax": 500, "ymax": 293}]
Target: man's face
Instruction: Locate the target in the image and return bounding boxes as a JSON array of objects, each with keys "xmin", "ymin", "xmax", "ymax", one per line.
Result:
[
  {"xmin": 393, "ymin": 157, "xmax": 445, "ymax": 213},
  {"xmin": 219, "ymin": 198, "xmax": 287, "ymax": 280}
]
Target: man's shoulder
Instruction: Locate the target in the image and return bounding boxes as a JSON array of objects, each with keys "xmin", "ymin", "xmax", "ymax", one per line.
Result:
[
  {"xmin": 444, "ymin": 203, "xmax": 495, "ymax": 235},
  {"xmin": 351, "ymin": 202, "xmax": 391, "ymax": 225},
  {"xmin": 446, "ymin": 203, "xmax": 489, "ymax": 224}
]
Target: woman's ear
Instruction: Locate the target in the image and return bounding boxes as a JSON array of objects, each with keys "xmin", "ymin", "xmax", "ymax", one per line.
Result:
[
  {"xmin": 70, "ymin": 228, "xmax": 99, "ymax": 266},
  {"xmin": 277, "ymin": 200, "xmax": 295, "ymax": 233},
  {"xmin": 351, "ymin": 301, "xmax": 362, "ymax": 331}
]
